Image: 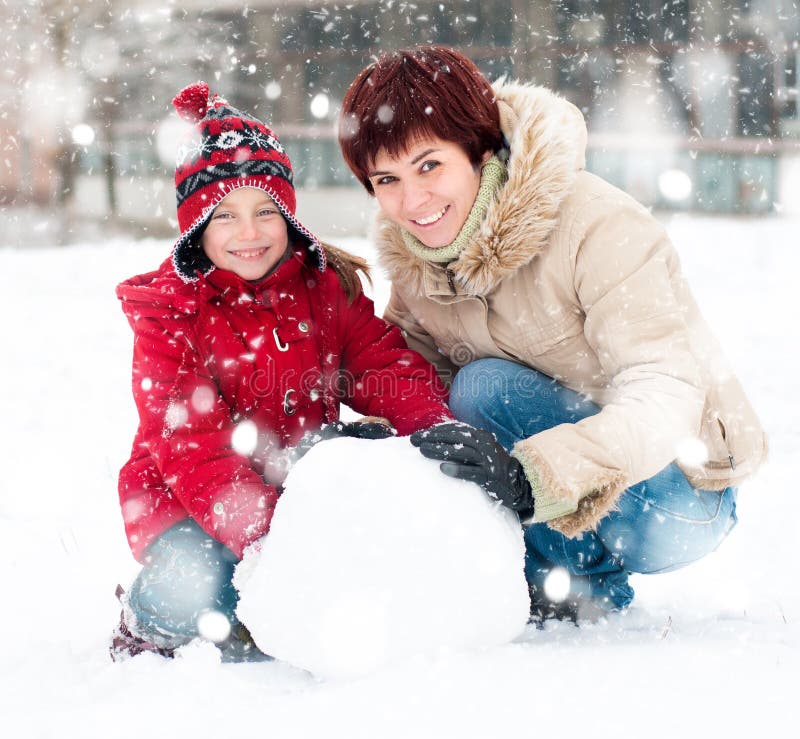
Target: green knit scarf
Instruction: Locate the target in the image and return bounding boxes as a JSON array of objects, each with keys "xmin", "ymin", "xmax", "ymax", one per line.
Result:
[{"xmin": 400, "ymin": 155, "xmax": 507, "ymax": 264}]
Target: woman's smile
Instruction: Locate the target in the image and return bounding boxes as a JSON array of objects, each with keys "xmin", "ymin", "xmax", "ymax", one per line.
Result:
[{"xmin": 412, "ymin": 205, "xmax": 449, "ymax": 226}]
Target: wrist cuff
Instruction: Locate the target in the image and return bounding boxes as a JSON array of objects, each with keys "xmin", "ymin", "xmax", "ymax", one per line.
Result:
[{"xmin": 515, "ymin": 457, "xmax": 578, "ymax": 524}]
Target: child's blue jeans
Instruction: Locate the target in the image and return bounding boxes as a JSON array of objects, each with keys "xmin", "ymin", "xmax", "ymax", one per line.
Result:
[
  {"xmin": 127, "ymin": 519, "xmax": 240, "ymax": 644},
  {"xmin": 449, "ymin": 358, "xmax": 738, "ymax": 611}
]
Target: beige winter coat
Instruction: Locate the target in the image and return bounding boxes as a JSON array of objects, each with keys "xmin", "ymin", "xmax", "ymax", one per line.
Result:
[{"xmin": 376, "ymin": 79, "xmax": 767, "ymax": 537}]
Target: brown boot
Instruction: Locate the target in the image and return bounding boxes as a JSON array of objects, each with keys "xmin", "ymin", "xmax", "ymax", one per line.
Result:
[
  {"xmin": 109, "ymin": 611, "xmax": 176, "ymax": 661},
  {"xmin": 108, "ymin": 584, "xmax": 177, "ymax": 662}
]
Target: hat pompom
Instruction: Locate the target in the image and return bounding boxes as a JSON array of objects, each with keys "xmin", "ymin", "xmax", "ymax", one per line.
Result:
[{"xmin": 173, "ymin": 81, "xmax": 210, "ymax": 122}]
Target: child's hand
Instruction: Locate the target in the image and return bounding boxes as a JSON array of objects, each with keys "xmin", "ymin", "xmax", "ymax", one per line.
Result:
[
  {"xmin": 345, "ymin": 420, "xmax": 396, "ymax": 440},
  {"xmin": 291, "ymin": 421, "xmax": 395, "ymax": 463}
]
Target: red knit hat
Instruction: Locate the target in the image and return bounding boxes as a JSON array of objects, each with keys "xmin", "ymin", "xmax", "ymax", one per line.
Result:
[{"xmin": 170, "ymin": 81, "xmax": 324, "ymax": 282}]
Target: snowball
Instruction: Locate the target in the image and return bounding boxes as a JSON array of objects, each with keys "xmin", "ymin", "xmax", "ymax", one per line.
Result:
[
  {"xmin": 196, "ymin": 610, "xmax": 232, "ymax": 643},
  {"xmin": 310, "ymin": 93, "xmax": 330, "ymax": 119},
  {"xmin": 543, "ymin": 566, "xmax": 571, "ymax": 603},
  {"xmin": 164, "ymin": 400, "xmax": 188, "ymax": 431},
  {"xmin": 231, "ymin": 420, "xmax": 258, "ymax": 456},
  {"xmin": 376, "ymin": 104, "xmax": 394, "ymax": 124},
  {"xmin": 265, "ymin": 81, "xmax": 282, "ymax": 100},
  {"xmin": 234, "ymin": 436, "xmax": 529, "ymax": 679},
  {"xmin": 190, "ymin": 384, "xmax": 216, "ymax": 414},
  {"xmin": 675, "ymin": 436, "xmax": 709, "ymax": 467}
]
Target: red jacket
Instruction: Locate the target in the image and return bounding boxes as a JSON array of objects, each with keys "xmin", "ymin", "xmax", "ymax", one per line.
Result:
[{"xmin": 117, "ymin": 249, "xmax": 451, "ymax": 561}]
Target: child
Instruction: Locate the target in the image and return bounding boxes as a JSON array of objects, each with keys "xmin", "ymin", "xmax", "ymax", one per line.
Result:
[{"xmin": 111, "ymin": 82, "xmax": 453, "ymax": 660}]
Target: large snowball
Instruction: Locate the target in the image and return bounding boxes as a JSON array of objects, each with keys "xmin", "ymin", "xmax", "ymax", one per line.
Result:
[{"xmin": 234, "ymin": 436, "xmax": 529, "ymax": 679}]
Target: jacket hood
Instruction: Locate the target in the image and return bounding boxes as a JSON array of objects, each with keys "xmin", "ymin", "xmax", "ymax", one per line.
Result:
[
  {"xmin": 116, "ymin": 257, "xmax": 202, "ymax": 324},
  {"xmin": 374, "ymin": 79, "xmax": 587, "ymax": 295}
]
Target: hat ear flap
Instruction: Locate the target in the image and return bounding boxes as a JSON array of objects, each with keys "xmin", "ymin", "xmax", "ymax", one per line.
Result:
[{"xmin": 172, "ymin": 216, "xmax": 214, "ymax": 282}]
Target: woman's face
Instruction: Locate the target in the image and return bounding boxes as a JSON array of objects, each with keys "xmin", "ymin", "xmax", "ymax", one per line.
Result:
[
  {"xmin": 201, "ymin": 187, "xmax": 290, "ymax": 281},
  {"xmin": 368, "ymin": 136, "xmax": 489, "ymax": 249}
]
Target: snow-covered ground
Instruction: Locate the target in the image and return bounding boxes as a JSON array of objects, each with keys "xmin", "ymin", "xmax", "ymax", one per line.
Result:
[{"xmin": 1, "ymin": 213, "xmax": 797, "ymax": 737}]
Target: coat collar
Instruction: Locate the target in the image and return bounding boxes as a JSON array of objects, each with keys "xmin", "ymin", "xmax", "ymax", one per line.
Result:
[
  {"xmin": 119, "ymin": 249, "xmax": 307, "ymax": 312},
  {"xmin": 373, "ymin": 79, "xmax": 587, "ymax": 296}
]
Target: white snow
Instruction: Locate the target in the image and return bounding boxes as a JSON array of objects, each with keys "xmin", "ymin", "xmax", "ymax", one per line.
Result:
[
  {"xmin": 1, "ymin": 213, "xmax": 798, "ymax": 737},
  {"xmin": 235, "ymin": 436, "xmax": 529, "ymax": 679}
]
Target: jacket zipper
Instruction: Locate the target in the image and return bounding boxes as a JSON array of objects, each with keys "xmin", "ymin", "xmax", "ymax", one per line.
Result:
[
  {"xmin": 718, "ymin": 418, "xmax": 736, "ymax": 470},
  {"xmin": 445, "ymin": 268, "xmax": 457, "ymax": 295}
]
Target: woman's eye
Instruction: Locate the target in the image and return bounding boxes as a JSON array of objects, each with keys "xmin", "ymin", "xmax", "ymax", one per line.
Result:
[
  {"xmin": 375, "ymin": 175, "xmax": 396, "ymax": 186},
  {"xmin": 420, "ymin": 160, "xmax": 439, "ymax": 173}
]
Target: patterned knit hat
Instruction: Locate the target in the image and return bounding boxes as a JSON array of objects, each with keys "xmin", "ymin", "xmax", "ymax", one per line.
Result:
[{"xmin": 171, "ymin": 81, "xmax": 324, "ymax": 282}]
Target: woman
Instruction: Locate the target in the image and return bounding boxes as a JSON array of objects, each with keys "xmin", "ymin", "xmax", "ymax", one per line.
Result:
[{"xmin": 337, "ymin": 46, "xmax": 766, "ymax": 620}]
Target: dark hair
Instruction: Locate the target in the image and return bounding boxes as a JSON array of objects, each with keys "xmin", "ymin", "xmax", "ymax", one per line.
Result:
[{"xmin": 338, "ymin": 46, "xmax": 504, "ymax": 193}]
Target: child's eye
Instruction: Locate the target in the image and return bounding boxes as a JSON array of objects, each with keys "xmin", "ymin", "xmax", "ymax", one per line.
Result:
[
  {"xmin": 258, "ymin": 208, "xmax": 278, "ymax": 217},
  {"xmin": 211, "ymin": 211, "xmax": 233, "ymax": 220}
]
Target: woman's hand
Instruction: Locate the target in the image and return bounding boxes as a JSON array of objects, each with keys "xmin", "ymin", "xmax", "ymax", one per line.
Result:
[{"xmin": 410, "ymin": 422, "xmax": 535, "ymax": 517}]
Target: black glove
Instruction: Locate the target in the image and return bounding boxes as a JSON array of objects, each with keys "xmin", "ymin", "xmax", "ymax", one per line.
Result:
[
  {"xmin": 292, "ymin": 420, "xmax": 395, "ymax": 462},
  {"xmin": 410, "ymin": 422, "xmax": 535, "ymax": 517},
  {"xmin": 341, "ymin": 421, "xmax": 397, "ymax": 440}
]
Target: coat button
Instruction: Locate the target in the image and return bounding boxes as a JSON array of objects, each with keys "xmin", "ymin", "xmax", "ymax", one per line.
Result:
[
  {"xmin": 213, "ymin": 502, "xmax": 224, "ymax": 515},
  {"xmin": 298, "ymin": 321, "xmax": 309, "ymax": 333}
]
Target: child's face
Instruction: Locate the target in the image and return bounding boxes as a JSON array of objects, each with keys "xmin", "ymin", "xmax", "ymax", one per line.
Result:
[{"xmin": 201, "ymin": 188, "xmax": 290, "ymax": 281}]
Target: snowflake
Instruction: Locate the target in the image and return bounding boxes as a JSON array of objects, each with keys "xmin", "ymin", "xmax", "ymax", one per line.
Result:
[
  {"xmin": 176, "ymin": 138, "xmax": 204, "ymax": 167},
  {"xmin": 250, "ymin": 128, "xmax": 284, "ymax": 154},
  {"xmin": 217, "ymin": 131, "xmax": 245, "ymax": 149}
]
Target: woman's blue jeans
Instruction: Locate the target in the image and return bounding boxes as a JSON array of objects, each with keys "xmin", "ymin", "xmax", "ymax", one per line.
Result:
[
  {"xmin": 127, "ymin": 519, "xmax": 240, "ymax": 644},
  {"xmin": 449, "ymin": 358, "xmax": 738, "ymax": 611}
]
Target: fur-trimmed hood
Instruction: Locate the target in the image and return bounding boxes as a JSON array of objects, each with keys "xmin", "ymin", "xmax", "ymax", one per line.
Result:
[{"xmin": 374, "ymin": 79, "xmax": 588, "ymax": 296}]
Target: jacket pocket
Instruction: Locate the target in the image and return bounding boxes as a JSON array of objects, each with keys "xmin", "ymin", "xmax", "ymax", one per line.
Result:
[{"xmin": 701, "ymin": 417, "xmax": 737, "ymax": 471}]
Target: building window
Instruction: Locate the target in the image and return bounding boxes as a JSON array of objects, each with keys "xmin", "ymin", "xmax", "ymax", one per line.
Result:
[{"xmin": 737, "ymin": 47, "xmax": 776, "ymax": 137}]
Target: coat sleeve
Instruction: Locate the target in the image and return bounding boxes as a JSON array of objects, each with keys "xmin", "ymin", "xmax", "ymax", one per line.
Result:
[
  {"xmin": 334, "ymin": 283, "xmax": 453, "ymax": 435},
  {"xmin": 512, "ymin": 196, "xmax": 706, "ymax": 536},
  {"xmin": 128, "ymin": 312, "xmax": 279, "ymax": 558},
  {"xmin": 383, "ymin": 286, "xmax": 459, "ymax": 388}
]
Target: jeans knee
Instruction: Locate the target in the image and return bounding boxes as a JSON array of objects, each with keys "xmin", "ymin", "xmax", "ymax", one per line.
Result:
[
  {"xmin": 598, "ymin": 515, "xmax": 733, "ymax": 575},
  {"xmin": 449, "ymin": 359, "xmax": 498, "ymax": 424},
  {"xmin": 601, "ymin": 482, "xmax": 739, "ymax": 575},
  {"xmin": 450, "ymin": 359, "xmax": 600, "ymax": 431},
  {"xmin": 128, "ymin": 521, "xmax": 239, "ymax": 637},
  {"xmin": 449, "ymin": 358, "xmax": 535, "ymax": 425}
]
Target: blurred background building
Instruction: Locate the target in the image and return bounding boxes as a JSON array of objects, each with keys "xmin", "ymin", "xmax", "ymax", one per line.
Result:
[{"xmin": 1, "ymin": 0, "xmax": 799, "ymax": 245}]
